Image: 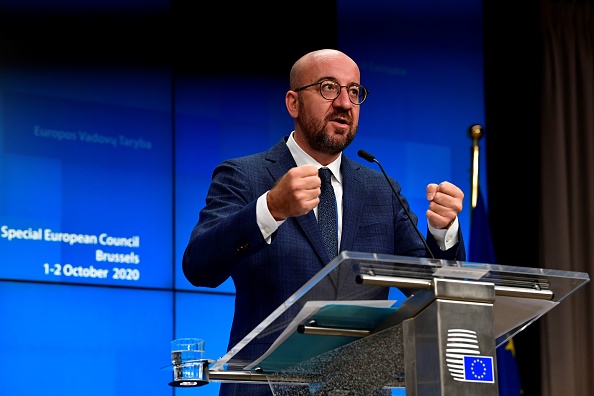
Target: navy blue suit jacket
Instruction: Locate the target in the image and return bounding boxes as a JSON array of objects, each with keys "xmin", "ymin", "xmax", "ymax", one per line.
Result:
[{"xmin": 182, "ymin": 137, "xmax": 466, "ymax": 395}]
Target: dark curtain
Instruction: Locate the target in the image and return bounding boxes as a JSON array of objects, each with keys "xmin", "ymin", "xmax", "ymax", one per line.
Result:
[
  {"xmin": 540, "ymin": 1, "xmax": 594, "ymax": 395},
  {"xmin": 485, "ymin": 0, "xmax": 594, "ymax": 394}
]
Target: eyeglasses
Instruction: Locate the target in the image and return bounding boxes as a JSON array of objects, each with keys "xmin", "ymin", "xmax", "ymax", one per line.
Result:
[{"xmin": 293, "ymin": 79, "xmax": 369, "ymax": 105}]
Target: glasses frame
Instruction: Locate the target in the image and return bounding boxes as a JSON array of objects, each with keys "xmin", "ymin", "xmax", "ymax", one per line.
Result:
[{"xmin": 293, "ymin": 80, "xmax": 369, "ymax": 105}]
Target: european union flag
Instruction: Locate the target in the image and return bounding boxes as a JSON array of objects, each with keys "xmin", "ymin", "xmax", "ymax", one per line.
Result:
[
  {"xmin": 463, "ymin": 355, "xmax": 495, "ymax": 382},
  {"xmin": 469, "ymin": 189, "xmax": 523, "ymax": 394},
  {"xmin": 468, "ymin": 188, "xmax": 496, "ymax": 264},
  {"xmin": 496, "ymin": 337, "xmax": 523, "ymax": 395}
]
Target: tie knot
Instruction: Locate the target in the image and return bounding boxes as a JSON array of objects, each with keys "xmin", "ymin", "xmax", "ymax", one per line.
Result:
[{"xmin": 319, "ymin": 168, "xmax": 333, "ymax": 184}]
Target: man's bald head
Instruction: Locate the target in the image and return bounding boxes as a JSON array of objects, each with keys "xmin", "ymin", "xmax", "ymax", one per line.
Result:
[{"xmin": 289, "ymin": 49, "xmax": 359, "ymax": 89}]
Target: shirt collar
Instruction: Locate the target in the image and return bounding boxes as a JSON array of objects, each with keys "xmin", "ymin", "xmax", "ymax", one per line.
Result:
[{"xmin": 287, "ymin": 132, "xmax": 342, "ymax": 184}]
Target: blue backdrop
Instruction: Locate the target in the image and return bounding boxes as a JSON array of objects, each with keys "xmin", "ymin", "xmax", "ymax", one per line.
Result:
[{"xmin": 0, "ymin": 1, "xmax": 484, "ymax": 395}]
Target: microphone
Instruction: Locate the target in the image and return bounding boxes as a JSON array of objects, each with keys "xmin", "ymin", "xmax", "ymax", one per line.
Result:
[{"xmin": 357, "ymin": 149, "xmax": 435, "ymax": 259}]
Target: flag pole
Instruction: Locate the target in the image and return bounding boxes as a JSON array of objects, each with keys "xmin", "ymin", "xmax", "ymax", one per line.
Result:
[
  {"xmin": 468, "ymin": 124, "xmax": 484, "ymax": 209},
  {"xmin": 467, "ymin": 123, "xmax": 524, "ymax": 395}
]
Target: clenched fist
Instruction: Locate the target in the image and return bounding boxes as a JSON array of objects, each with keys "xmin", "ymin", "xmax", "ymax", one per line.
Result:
[
  {"xmin": 267, "ymin": 164, "xmax": 321, "ymax": 221},
  {"xmin": 426, "ymin": 181, "xmax": 464, "ymax": 229}
]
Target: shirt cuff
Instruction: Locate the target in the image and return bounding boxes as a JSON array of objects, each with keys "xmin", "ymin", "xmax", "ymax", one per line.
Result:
[
  {"xmin": 427, "ymin": 217, "xmax": 459, "ymax": 251},
  {"xmin": 257, "ymin": 192, "xmax": 284, "ymax": 243}
]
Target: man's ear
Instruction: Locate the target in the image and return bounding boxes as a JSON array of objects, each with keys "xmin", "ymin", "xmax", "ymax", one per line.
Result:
[{"xmin": 285, "ymin": 91, "xmax": 299, "ymax": 118}]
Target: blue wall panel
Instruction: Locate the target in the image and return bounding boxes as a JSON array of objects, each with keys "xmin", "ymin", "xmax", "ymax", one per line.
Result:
[{"xmin": 0, "ymin": 282, "xmax": 173, "ymax": 395}]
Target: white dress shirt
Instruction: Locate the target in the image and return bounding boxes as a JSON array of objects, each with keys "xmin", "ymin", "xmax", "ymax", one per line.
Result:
[{"xmin": 256, "ymin": 132, "xmax": 458, "ymax": 250}]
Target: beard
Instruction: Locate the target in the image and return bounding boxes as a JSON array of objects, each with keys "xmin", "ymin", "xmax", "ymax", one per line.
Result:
[{"xmin": 297, "ymin": 108, "xmax": 358, "ymax": 156}]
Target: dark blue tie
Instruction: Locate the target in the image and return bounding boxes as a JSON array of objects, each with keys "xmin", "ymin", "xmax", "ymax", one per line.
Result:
[{"xmin": 318, "ymin": 167, "xmax": 338, "ymax": 259}]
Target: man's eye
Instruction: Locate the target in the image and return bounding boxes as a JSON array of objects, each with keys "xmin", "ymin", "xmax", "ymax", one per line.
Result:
[
  {"xmin": 349, "ymin": 86, "xmax": 360, "ymax": 96},
  {"xmin": 321, "ymin": 82, "xmax": 338, "ymax": 92}
]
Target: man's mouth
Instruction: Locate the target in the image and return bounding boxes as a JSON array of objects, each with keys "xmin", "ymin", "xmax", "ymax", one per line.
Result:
[{"xmin": 329, "ymin": 116, "xmax": 350, "ymax": 126}]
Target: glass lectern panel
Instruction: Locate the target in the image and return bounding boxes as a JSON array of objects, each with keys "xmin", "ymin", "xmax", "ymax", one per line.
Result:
[{"xmin": 210, "ymin": 250, "xmax": 590, "ymax": 377}]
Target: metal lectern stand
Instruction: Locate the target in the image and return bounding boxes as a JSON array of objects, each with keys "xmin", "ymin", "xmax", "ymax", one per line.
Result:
[{"xmin": 170, "ymin": 251, "xmax": 590, "ymax": 395}]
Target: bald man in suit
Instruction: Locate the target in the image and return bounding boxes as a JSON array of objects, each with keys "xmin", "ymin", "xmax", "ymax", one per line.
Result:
[{"xmin": 182, "ymin": 49, "xmax": 466, "ymax": 396}]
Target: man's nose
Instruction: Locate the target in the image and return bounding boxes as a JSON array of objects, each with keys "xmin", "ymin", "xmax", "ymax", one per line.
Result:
[{"xmin": 333, "ymin": 87, "xmax": 353, "ymax": 108}]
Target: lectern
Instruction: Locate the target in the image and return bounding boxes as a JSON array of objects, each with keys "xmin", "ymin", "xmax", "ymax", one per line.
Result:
[{"xmin": 169, "ymin": 251, "xmax": 590, "ymax": 395}]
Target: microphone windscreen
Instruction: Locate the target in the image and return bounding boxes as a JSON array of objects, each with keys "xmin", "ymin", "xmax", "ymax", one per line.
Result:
[{"xmin": 357, "ymin": 150, "xmax": 375, "ymax": 162}]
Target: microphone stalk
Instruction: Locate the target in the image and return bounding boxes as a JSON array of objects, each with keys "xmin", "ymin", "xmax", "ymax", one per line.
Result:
[{"xmin": 357, "ymin": 150, "xmax": 435, "ymax": 259}]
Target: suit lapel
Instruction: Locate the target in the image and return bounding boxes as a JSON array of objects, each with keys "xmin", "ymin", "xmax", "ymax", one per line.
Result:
[
  {"xmin": 264, "ymin": 139, "xmax": 332, "ymax": 273},
  {"xmin": 336, "ymin": 157, "xmax": 366, "ymax": 292},
  {"xmin": 339, "ymin": 157, "xmax": 366, "ymax": 253},
  {"xmin": 264, "ymin": 141, "xmax": 372, "ymax": 290}
]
